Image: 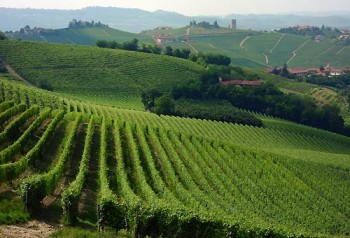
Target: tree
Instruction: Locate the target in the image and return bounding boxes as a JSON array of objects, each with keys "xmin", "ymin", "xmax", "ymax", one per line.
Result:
[
  {"xmin": 141, "ymin": 89, "xmax": 163, "ymax": 111},
  {"xmin": 96, "ymin": 40, "xmax": 108, "ymax": 48},
  {"xmin": 164, "ymin": 46, "xmax": 173, "ymax": 56},
  {"xmin": 0, "ymin": 62, "xmax": 7, "ymax": 73},
  {"xmin": 0, "ymin": 31, "xmax": 6, "ymax": 40},
  {"xmin": 280, "ymin": 63, "xmax": 290, "ymax": 78},
  {"xmin": 213, "ymin": 20, "xmax": 219, "ymax": 28},
  {"xmin": 123, "ymin": 38, "xmax": 139, "ymax": 51},
  {"xmin": 154, "ymin": 96, "xmax": 175, "ymax": 115}
]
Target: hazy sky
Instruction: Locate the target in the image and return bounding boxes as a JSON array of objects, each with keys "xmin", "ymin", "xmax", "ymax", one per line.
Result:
[{"xmin": 0, "ymin": 0, "xmax": 349, "ymax": 15}]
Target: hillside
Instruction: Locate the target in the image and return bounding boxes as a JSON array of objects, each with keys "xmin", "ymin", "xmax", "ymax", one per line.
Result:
[
  {"xmin": 0, "ymin": 76, "xmax": 350, "ymax": 237},
  {"xmin": 0, "ymin": 40, "xmax": 204, "ymax": 109},
  {"xmin": 162, "ymin": 30, "xmax": 350, "ymax": 68},
  {"xmin": 5, "ymin": 22, "xmax": 350, "ymax": 69},
  {"xmin": 7, "ymin": 26, "xmax": 152, "ymax": 46}
]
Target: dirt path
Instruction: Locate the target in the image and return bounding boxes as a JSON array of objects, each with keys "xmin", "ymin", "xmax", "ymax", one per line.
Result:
[
  {"xmin": 239, "ymin": 36, "xmax": 251, "ymax": 49},
  {"xmin": 5, "ymin": 64, "xmax": 31, "ymax": 86},
  {"xmin": 184, "ymin": 41, "xmax": 198, "ymax": 53},
  {"xmin": 269, "ymin": 33, "xmax": 285, "ymax": 53},
  {"xmin": 286, "ymin": 39, "xmax": 310, "ymax": 64},
  {"xmin": 263, "ymin": 53, "xmax": 269, "ymax": 65},
  {"xmin": 320, "ymin": 46, "xmax": 335, "ymax": 55},
  {"xmin": 336, "ymin": 47, "xmax": 345, "ymax": 55},
  {"xmin": 102, "ymin": 30, "xmax": 111, "ymax": 37},
  {"xmin": 0, "ymin": 220, "xmax": 60, "ymax": 238},
  {"xmin": 39, "ymin": 35, "xmax": 48, "ymax": 42},
  {"xmin": 186, "ymin": 27, "xmax": 191, "ymax": 36}
]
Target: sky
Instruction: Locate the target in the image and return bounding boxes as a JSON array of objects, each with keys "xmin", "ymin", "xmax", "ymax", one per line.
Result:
[{"xmin": 0, "ymin": 0, "xmax": 349, "ymax": 16}]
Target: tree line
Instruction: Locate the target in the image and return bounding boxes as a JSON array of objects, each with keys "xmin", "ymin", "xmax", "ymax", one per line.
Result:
[
  {"xmin": 142, "ymin": 66, "xmax": 349, "ymax": 135},
  {"xmin": 68, "ymin": 19, "xmax": 108, "ymax": 28},
  {"xmin": 276, "ymin": 25, "xmax": 341, "ymax": 38},
  {"xmin": 0, "ymin": 31, "xmax": 6, "ymax": 40},
  {"xmin": 96, "ymin": 39, "xmax": 231, "ymax": 66}
]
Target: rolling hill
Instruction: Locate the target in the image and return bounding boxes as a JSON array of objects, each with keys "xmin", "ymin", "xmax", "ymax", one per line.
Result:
[
  {"xmin": 7, "ymin": 26, "xmax": 152, "ymax": 46},
  {"xmin": 0, "ymin": 72, "xmax": 349, "ymax": 237},
  {"xmin": 5, "ymin": 22, "xmax": 350, "ymax": 69},
  {"xmin": 0, "ymin": 40, "xmax": 350, "ymax": 237},
  {"xmin": 0, "ymin": 40, "xmax": 203, "ymax": 109},
  {"xmin": 161, "ymin": 29, "xmax": 350, "ymax": 68}
]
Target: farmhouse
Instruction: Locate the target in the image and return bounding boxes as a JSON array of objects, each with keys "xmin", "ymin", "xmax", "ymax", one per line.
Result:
[
  {"xmin": 293, "ymin": 25, "xmax": 311, "ymax": 31},
  {"xmin": 154, "ymin": 26, "xmax": 173, "ymax": 30},
  {"xmin": 154, "ymin": 33, "xmax": 175, "ymax": 45},
  {"xmin": 266, "ymin": 67, "xmax": 348, "ymax": 77}
]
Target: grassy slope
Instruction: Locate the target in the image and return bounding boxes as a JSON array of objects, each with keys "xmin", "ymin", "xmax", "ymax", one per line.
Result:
[
  {"xmin": 0, "ymin": 77, "xmax": 350, "ymax": 237},
  {"xmin": 12, "ymin": 24, "xmax": 350, "ymax": 68},
  {"xmin": 12, "ymin": 26, "xmax": 153, "ymax": 45},
  {"xmin": 153, "ymin": 27, "xmax": 350, "ymax": 68},
  {"xmin": 0, "ymin": 40, "xmax": 204, "ymax": 108}
]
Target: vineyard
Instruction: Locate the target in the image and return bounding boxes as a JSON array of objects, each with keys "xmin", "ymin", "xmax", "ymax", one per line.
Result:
[
  {"xmin": 0, "ymin": 74, "xmax": 350, "ymax": 237},
  {"xmin": 163, "ymin": 30, "xmax": 350, "ymax": 68},
  {"xmin": 0, "ymin": 40, "xmax": 204, "ymax": 108},
  {"xmin": 9, "ymin": 26, "xmax": 152, "ymax": 46}
]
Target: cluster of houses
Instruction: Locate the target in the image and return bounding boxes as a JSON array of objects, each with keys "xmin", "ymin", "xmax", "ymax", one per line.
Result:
[
  {"xmin": 266, "ymin": 67, "xmax": 350, "ymax": 78},
  {"xmin": 154, "ymin": 33, "xmax": 176, "ymax": 45},
  {"xmin": 339, "ymin": 29, "xmax": 350, "ymax": 40}
]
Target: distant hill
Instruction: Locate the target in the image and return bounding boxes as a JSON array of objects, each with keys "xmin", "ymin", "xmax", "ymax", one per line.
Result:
[
  {"xmin": 1, "ymin": 7, "xmax": 350, "ymax": 33},
  {"xmin": 160, "ymin": 30, "xmax": 350, "ymax": 68},
  {"xmin": 6, "ymin": 25, "xmax": 152, "ymax": 45}
]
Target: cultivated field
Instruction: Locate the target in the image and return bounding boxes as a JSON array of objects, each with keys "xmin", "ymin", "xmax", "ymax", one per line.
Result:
[{"xmin": 0, "ymin": 77, "xmax": 350, "ymax": 237}]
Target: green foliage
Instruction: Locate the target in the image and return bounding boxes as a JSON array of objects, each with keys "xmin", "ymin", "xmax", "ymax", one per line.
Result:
[
  {"xmin": 1, "ymin": 65, "xmax": 350, "ymax": 237},
  {"xmin": 141, "ymin": 89, "xmax": 163, "ymax": 111},
  {"xmin": 174, "ymin": 99, "xmax": 263, "ymax": 127},
  {"xmin": 68, "ymin": 19, "xmax": 108, "ymax": 28},
  {"xmin": 0, "ymin": 110, "xmax": 64, "ymax": 182},
  {"xmin": 0, "ymin": 40, "xmax": 203, "ymax": 101},
  {"xmin": 0, "ymin": 31, "xmax": 6, "ymax": 40},
  {"xmin": 0, "ymin": 103, "xmax": 26, "ymax": 126},
  {"xmin": 154, "ymin": 96, "xmax": 175, "ymax": 115},
  {"xmin": 276, "ymin": 25, "xmax": 340, "ymax": 38},
  {"xmin": 20, "ymin": 114, "xmax": 82, "ymax": 208},
  {"xmin": 51, "ymin": 227, "xmax": 129, "ymax": 238},
  {"xmin": 0, "ymin": 101, "xmax": 14, "ymax": 112},
  {"xmin": 0, "ymin": 107, "xmax": 50, "ymax": 165},
  {"xmin": 0, "ymin": 105, "xmax": 39, "ymax": 146},
  {"xmin": 61, "ymin": 116, "xmax": 94, "ymax": 224},
  {"xmin": 0, "ymin": 193, "xmax": 29, "ymax": 225}
]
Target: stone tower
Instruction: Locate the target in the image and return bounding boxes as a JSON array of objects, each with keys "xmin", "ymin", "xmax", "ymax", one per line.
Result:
[{"xmin": 231, "ymin": 19, "xmax": 237, "ymax": 30}]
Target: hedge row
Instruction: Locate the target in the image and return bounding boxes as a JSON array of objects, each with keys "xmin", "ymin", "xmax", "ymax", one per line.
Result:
[
  {"xmin": 0, "ymin": 107, "xmax": 51, "ymax": 164},
  {"xmin": 20, "ymin": 114, "xmax": 82, "ymax": 208},
  {"xmin": 0, "ymin": 105, "xmax": 39, "ymax": 145},
  {"xmin": 0, "ymin": 103, "xmax": 26, "ymax": 125},
  {"xmin": 61, "ymin": 116, "xmax": 94, "ymax": 224},
  {"xmin": 0, "ymin": 110, "xmax": 64, "ymax": 181}
]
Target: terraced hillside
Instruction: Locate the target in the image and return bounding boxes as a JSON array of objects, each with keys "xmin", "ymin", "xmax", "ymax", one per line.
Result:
[
  {"xmin": 0, "ymin": 77, "xmax": 350, "ymax": 237},
  {"xmin": 0, "ymin": 40, "xmax": 204, "ymax": 109}
]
